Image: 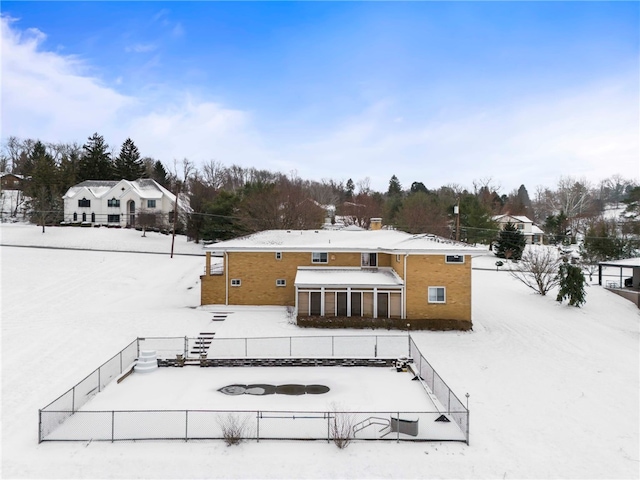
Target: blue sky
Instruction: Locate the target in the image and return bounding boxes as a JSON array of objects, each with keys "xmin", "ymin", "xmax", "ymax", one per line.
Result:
[{"xmin": 1, "ymin": 1, "xmax": 638, "ymax": 193}]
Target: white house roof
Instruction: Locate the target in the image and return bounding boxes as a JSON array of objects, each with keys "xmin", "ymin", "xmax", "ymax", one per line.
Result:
[
  {"xmin": 493, "ymin": 214, "xmax": 533, "ymax": 224},
  {"xmin": 63, "ymin": 179, "xmax": 176, "ymax": 202},
  {"xmin": 205, "ymin": 229, "xmax": 485, "ymax": 255},
  {"xmin": 295, "ymin": 267, "xmax": 404, "ymax": 288},
  {"xmin": 599, "ymin": 258, "xmax": 640, "ymax": 267}
]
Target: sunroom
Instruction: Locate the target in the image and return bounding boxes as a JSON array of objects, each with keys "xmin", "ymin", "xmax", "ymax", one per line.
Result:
[{"xmin": 295, "ymin": 267, "xmax": 404, "ymax": 319}]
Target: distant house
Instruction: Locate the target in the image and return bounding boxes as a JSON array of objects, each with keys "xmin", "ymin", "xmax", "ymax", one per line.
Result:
[
  {"xmin": 0, "ymin": 172, "xmax": 26, "ymax": 190},
  {"xmin": 62, "ymin": 179, "xmax": 177, "ymax": 228},
  {"xmin": 201, "ymin": 225, "xmax": 485, "ymax": 329},
  {"xmin": 493, "ymin": 214, "xmax": 544, "ymax": 245}
]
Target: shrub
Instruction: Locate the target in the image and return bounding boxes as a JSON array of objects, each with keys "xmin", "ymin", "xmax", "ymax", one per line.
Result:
[
  {"xmin": 330, "ymin": 405, "xmax": 355, "ymax": 449},
  {"xmin": 218, "ymin": 413, "xmax": 250, "ymax": 446}
]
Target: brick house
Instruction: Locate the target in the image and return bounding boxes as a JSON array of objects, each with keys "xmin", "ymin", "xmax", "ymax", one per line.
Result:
[{"xmin": 201, "ymin": 227, "xmax": 484, "ymax": 329}]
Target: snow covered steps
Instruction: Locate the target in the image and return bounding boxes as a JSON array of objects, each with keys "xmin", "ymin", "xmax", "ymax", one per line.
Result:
[{"xmin": 190, "ymin": 332, "xmax": 215, "ymax": 356}]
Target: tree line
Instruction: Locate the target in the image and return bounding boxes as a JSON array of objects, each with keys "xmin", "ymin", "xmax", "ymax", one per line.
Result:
[{"xmin": 1, "ymin": 134, "xmax": 638, "ymax": 262}]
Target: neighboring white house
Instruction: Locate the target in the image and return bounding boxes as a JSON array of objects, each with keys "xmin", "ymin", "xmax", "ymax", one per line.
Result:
[
  {"xmin": 62, "ymin": 179, "xmax": 176, "ymax": 228},
  {"xmin": 493, "ymin": 214, "xmax": 544, "ymax": 245}
]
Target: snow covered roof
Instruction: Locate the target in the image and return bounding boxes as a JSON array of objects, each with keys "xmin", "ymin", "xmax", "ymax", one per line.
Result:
[
  {"xmin": 493, "ymin": 214, "xmax": 533, "ymax": 224},
  {"xmin": 206, "ymin": 229, "xmax": 484, "ymax": 255},
  {"xmin": 295, "ymin": 267, "xmax": 404, "ymax": 288},
  {"xmin": 599, "ymin": 258, "xmax": 640, "ymax": 267},
  {"xmin": 63, "ymin": 179, "xmax": 175, "ymax": 202}
]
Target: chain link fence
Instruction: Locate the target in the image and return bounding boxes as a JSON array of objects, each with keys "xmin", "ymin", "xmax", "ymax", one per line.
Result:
[
  {"xmin": 138, "ymin": 334, "xmax": 410, "ymax": 360},
  {"xmin": 40, "ymin": 335, "xmax": 469, "ymax": 444},
  {"xmin": 409, "ymin": 336, "xmax": 469, "ymax": 444},
  {"xmin": 40, "ymin": 409, "xmax": 467, "ymax": 442},
  {"xmin": 39, "ymin": 339, "xmax": 138, "ymax": 441}
]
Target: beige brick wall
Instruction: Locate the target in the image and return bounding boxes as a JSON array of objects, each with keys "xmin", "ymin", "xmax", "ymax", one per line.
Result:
[
  {"xmin": 405, "ymin": 255, "xmax": 471, "ymax": 321},
  {"xmin": 200, "ymin": 250, "xmax": 472, "ymax": 324}
]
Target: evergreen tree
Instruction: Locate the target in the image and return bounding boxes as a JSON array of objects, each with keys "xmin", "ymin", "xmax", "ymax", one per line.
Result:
[
  {"xmin": 409, "ymin": 181, "xmax": 429, "ymax": 195},
  {"xmin": 495, "ymin": 222, "xmax": 526, "ymax": 260},
  {"xmin": 152, "ymin": 160, "xmax": 169, "ymax": 188},
  {"xmin": 79, "ymin": 133, "xmax": 113, "ymax": 181},
  {"xmin": 113, "ymin": 138, "xmax": 145, "ymax": 180},
  {"xmin": 345, "ymin": 178, "xmax": 355, "ymax": 201},
  {"xmin": 385, "ymin": 174, "xmax": 403, "ymax": 224},
  {"xmin": 556, "ymin": 263, "xmax": 586, "ymax": 307},
  {"xmin": 25, "ymin": 141, "xmax": 62, "ymax": 231},
  {"xmin": 459, "ymin": 193, "xmax": 498, "ymax": 244}
]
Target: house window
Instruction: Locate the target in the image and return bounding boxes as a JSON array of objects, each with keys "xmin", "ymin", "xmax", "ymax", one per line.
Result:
[
  {"xmin": 147, "ymin": 200, "xmax": 156, "ymax": 208},
  {"xmin": 396, "ymin": 254, "xmax": 401, "ymax": 263},
  {"xmin": 361, "ymin": 253, "xmax": 378, "ymax": 267},
  {"xmin": 517, "ymin": 223, "xmax": 524, "ymax": 230},
  {"xmin": 276, "ymin": 279, "xmax": 286, "ymax": 287},
  {"xmin": 78, "ymin": 198, "xmax": 90, "ymax": 208},
  {"xmin": 82, "ymin": 212, "xmax": 87, "ymax": 222},
  {"xmin": 73, "ymin": 212, "xmax": 77, "ymax": 221},
  {"xmin": 231, "ymin": 279, "xmax": 241, "ymax": 287},
  {"xmin": 275, "ymin": 252, "xmax": 282, "ymax": 260},
  {"xmin": 312, "ymin": 252, "xmax": 328, "ymax": 264},
  {"xmin": 428, "ymin": 287, "xmax": 446, "ymax": 303},
  {"xmin": 108, "ymin": 198, "xmax": 120, "ymax": 207},
  {"xmin": 107, "ymin": 214, "xmax": 120, "ymax": 223},
  {"xmin": 445, "ymin": 255, "xmax": 464, "ymax": 264}
]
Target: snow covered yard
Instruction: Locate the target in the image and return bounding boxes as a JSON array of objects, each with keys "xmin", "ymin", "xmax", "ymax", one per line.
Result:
[{"xmin": 1, "ymin": 224, "xmax": 638, "ymax": 479}]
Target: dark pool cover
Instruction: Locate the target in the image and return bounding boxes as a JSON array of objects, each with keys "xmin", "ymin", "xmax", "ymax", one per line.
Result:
[{"xmin": 218, "ymin": 384, "xmax": 330, "ymax": 396}]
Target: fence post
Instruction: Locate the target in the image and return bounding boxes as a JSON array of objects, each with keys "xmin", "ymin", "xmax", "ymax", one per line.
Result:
[
  {"xmin": 38, "ymin": 410, "xmax": 42, "ymax": 443},
  {"xmin": 327, "ymin": 411, "xmax": 330, "ymax": 443},
  {"xmin": 98, "ymin": 367, "xmax": 101, "ymax": 393},
  {"xmin": 72, "ymin": 386, "xmax": 75, "ymax": 413},
  {"xmin": 448, "ymin": 390, "xmax": 451, "ymax": 414},
  {"xmin": 184, "ymin": 336, "xmax": 188, "ymax": 359},
  {"xmin": 111, "ymin": 411, "xmax": 115, "ymax": 442},
  {"xmin": 289, "ymin": 337, "xmax": 292, "ymax": 357},
  {"xmin": 185, "ymin": 411, "xmax": 188, "ymax": 442},
  {"xmin": 331, "ymin": 336, "xmax": 334, "ymax": 357},
  {"xmin": 245, "ymin": 338, "xmax": 248, "ymax": 357},
  {"xmin": 397, "ymin": 412, "xmax": 400, "ymax": 443},
  {"xmin": 256, "ymin": 411, "xmax": 260, "ymax": 443},
  {"xmin": 375, "ymin": 336, "xmax": 378, "ymax": 358}
]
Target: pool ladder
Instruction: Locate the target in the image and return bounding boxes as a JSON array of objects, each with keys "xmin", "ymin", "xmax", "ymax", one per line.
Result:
[{"xmin": 352, "ymin": 416, "xmax": 392, "ymax": 437}]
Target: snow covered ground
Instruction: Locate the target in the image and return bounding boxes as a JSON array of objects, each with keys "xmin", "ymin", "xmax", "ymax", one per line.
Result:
[{"xmin": 1, "ymin": 224, "xmax": 638, "ymax": 479}]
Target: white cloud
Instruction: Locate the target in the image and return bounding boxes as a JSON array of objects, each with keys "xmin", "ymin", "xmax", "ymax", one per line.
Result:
[
  {"xmin": 0, "ymin": 17, "xmax": 269, "ymax": 168},
  {"xmin": 1, "ymin": 16, "xmax": 134, "ymax": 142},
  {"xmin": 277, "ymin": 76, "xmax": 639, "ymax": 193},
  {"xmin": 1, "ymin": 16, "xmax": 637, "ymax": 193}
]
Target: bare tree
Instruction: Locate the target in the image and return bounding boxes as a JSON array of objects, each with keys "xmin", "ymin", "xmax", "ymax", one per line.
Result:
[{"xmin": 509, "ymin": 247, "xmax": 562, "ymax": 296}]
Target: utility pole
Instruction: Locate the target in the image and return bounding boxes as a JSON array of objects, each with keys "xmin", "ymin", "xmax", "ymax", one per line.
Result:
[
  {"xmin": 170, "ymin": 180, "xmax": 181, "ymax": 259},
  {"xmin": 454, "ymin": 199, "xmax": 460, "ymax": 242}
]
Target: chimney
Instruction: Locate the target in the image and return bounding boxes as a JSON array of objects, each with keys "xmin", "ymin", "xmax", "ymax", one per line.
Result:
[{"xmin": 370, "ymin": 218, "xmax": 382, "ymax": 231}]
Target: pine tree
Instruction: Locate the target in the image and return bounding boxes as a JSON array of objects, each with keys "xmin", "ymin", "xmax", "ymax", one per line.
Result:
[
  {"xmin": 152, "ymin": 160, "xmax": 169, "ymax": 188},
  {"xmin": 495, "ymin": 222, "xmax": 526, "ymax": 260},
  {"xmin": 79, "ymin": 133, "xmax": 113, "ymax": 181},
  {"xmin": 113, "ymin": 138, "xmax": 145, "ymax": 180},
  {"xmin": 345, "ymin": 178, "xmax": 355, "ymax": 201},
  {"xmin": 556, "ymin": 263, "xmax": 586, "ymax": 307},
  {"xmin": 25, "ymin": 141, "xmax": 61, "ymax": 231}
]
